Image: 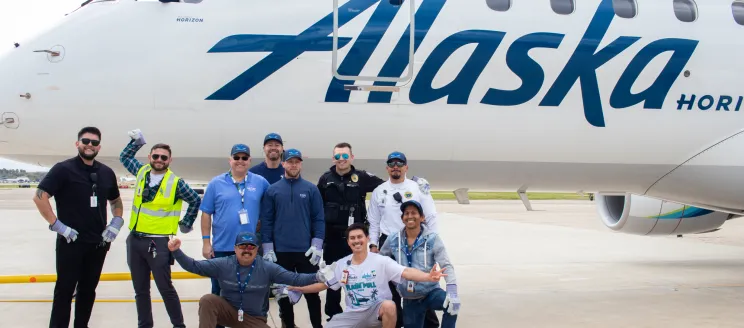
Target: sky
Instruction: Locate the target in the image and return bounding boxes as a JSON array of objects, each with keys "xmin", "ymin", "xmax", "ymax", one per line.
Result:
[{"xmin": 0, "ymin": 158, "xmax": 49, "ymax": 172}]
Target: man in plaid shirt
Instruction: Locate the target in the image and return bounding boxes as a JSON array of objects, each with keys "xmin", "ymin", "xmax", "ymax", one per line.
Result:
[{"xmin": 119, "ymin": 128, "xmax": 202, "ymax": 328}]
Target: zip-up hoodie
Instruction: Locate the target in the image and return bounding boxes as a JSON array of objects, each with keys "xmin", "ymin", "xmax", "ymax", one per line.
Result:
[
  {"xmin": 260, "ymin": 175, "xmax": 325, "ymax": 252},
  {"xmin": 379, "ymin": 224, "xmax": 457, "ymax": 299}
]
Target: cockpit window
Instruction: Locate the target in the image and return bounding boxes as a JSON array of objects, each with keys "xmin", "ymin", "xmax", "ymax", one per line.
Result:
[
  {"xmin": 673, "ymin": 0, "xmax": 698, "ymax": 22},
  {"xmin": 613, "ymin": 0, "xmax": 638, "ymax": 19},
  {"xmin": 551, "ymin": 0, "xmax": 575, "ymax": 15},
  {"xmin": 733, "ymin": 1, "xmax": 744, "ymax": 25},
  {"xmin": 486, "ymin": 0, "xmax": 511, "ymax": 12}
]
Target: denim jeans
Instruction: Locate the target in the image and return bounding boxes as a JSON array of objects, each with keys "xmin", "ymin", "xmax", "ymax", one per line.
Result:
[{"xmin": 402, "ymin": 288, "xmax": 458, "ymax": 328}]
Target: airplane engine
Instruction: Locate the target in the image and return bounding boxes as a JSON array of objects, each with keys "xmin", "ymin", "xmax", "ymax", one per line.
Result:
[{"xmin": 596, "ymin": 193, "xmax": 734, "ymax": 236}]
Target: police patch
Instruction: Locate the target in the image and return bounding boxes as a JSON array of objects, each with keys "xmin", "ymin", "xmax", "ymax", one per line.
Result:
[
  {"xmin": 351, "ymin": 174, "xmax": 358, "ymax": 182},
  {"xmin": 404, "ymin": 191, "xmax": 412, "ymax": 199}
]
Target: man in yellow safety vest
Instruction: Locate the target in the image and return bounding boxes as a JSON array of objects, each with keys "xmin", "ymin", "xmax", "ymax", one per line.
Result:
[{"xmin": 119, "ymin": 128, "xmax": 202, "ymax": 328}]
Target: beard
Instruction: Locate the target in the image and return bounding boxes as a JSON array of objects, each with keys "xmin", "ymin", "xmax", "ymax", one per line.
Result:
[
  {"xmin": 391, "ymin": 171, "xmax": 402, "ymax": 179},
  {"xmin": 150, "ymin": 161, "xmax": 169, "ymax": 171},
  {"xmin": 268, "ymin": 150, "xmax": 281, "ymax": 160},
  {"xmin": 78, "ymin": 148, "xmax": 98, "ymax": 160},
  {"xmin": 285, "ymin": 169, "xmax": 300, "ymax": 178}
]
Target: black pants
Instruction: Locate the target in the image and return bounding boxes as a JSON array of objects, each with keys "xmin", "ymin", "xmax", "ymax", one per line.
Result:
[
  {"xmin": 276, "ymin": 252, "xmax": 322, "ymax": 328},
  {"xmin": 126, "ymin": 234, "xmax": 185, "ymax": 328},
  {"xmin": 49, "ymin": 237, "xmax": 110, "ymax": 328},
  {"xmin": 322, "ymin": 236, "xmax": 352, "ymax": 321},
  {"xmin": 379, "ymin": 234, "xmax": 440, "ymax": 328}
]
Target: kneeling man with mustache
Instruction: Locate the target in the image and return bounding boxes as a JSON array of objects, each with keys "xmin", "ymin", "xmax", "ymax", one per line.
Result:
[{"xmin": 168, "ymin": 232, "xmax": 334, "ymax": 328}]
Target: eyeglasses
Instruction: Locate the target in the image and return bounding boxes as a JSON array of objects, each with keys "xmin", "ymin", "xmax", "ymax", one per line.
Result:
[
  {"xmin": 151, "ymin": 154, "xmax": 168, "ymax": 161},
  {"xmin": 233, "ymin": 155, "xmax": 249, "ymax": 161},
  {"xmin": 387, "ymin": 161, "xmax": 406, "ymax": 168},
  {"xmin": 80, "ymin": 138, "xmax": 100, "ymax": 146},
  {"xmin": 334, "ymin": 153, "xmax": 350, "ymax": 160},
  {"xmin": 237, "ymin": 244, "xmax": 257, "ymax": 250}
]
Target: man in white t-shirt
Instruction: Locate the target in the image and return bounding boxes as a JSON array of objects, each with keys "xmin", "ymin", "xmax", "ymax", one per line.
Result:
[{"xmin": 287, "ymin": 223, "xmax": 447, "ymax": 328}]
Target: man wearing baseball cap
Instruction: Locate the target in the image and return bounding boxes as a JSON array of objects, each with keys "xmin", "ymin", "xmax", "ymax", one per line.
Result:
[
  {"xmin": 168, "ymin": 231, "xmax": 335, "ymax": 327},
  {"xmin": 260, "ymin": 148, "xmax": 326, "ymax": 328},
  {"xmin": 199, "ymin": 144, "xmax": 271, "ymax": 327},
  {"xmin": 367, "ymin": 151, "xmax": 440, "ymax": 328},
  {"xmin": 250, "ymin": 133, "xmax": 285, "ymax": 184},
  {"xmin": 379, "ymin": 200, "xmax": 459, "ymax": 328}
]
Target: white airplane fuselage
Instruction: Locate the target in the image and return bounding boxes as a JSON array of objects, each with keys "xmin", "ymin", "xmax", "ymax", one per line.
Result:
[{"xmin": 2, "ymin": 0, "xmax": 744, "ymax": 221}]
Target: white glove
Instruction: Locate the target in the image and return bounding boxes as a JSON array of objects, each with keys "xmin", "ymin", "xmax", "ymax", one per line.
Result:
[
  {"xmin": 262, "ymin": 243, "xmax": 277, "ymax": 262},
  {"xmin": 442, "ymin": 284, "xmax": 461, "ymax": 315},
  {"xmin": 271, "ymin": 284, "xmax": 302, "ymax": 305},
  {"xmin": 305, "ymin": 238, "xmax": 323, "ymax": 266},
  {"xmin": 412, "ymin": 176, "xmax": 430, "ymax": 195},
  {"xmin": 316, "ymin": 261, "xmax": 337, "ymax": 285},
  {"xmin": 127, "ymin": 129, "xmax": 146, "ymax": 146}
]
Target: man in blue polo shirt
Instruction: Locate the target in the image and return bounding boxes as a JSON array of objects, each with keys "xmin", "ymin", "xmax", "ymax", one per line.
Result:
[
  {"xmin": 250, "ymin": 133, "xmax": 285, "ymax": 184},
  {"xmin": 200, "ymin": 143, "xmax": 270, "ymax": 328}
]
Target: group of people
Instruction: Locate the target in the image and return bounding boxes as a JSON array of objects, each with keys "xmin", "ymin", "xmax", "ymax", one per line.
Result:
[{"xmin": 34, "ymin": 126, "xmax": 461, "ymax": 328}]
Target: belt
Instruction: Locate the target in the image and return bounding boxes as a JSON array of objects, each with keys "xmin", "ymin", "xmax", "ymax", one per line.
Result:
[{"xmin": 131, "ymin": 231, "xmax": 170, "ymax": 238}]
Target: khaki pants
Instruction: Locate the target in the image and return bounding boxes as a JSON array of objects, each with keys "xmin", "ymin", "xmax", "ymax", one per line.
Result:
[{"xmin": 198, "ymin": 294, "xmax": 269, "ymax": 328}]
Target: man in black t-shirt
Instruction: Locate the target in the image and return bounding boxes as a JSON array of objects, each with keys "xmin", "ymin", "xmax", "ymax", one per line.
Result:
[{"xmin": 33, "ymin": 126, "xmax": 124, "ymax": 328}]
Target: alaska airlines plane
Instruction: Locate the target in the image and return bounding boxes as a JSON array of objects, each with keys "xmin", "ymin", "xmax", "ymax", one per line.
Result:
[{"xmin": 1, "ymin": 0, "xmax": 744, "ymax": 237}]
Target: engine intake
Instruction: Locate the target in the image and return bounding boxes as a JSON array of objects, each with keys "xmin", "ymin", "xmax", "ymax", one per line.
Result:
[{"xmin": 596, "ymin": 193, "xmax": 733, "ymax": 235}]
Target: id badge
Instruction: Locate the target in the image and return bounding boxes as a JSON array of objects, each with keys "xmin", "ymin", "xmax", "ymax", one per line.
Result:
[
  {"xmin": 239, "ymin": 209, "xmax": 249, "ymax": 225},
  {"xmin": 341, "ymin": 270, "xmax": 349, "ymax": 284},
  {"xmin": 348, "ymin": 215, "xmax": 354, "ymax": 226},
  {"xmin": 238, "ymin": 309, "xmax": 244, "ymax": 322},
  {"xmin": 407, "ymin": 281, "xmax": 415, "ymax": 293},
  {"xmin": 90, "ymin": 196, "xmax": 97, "ymax": 207}
]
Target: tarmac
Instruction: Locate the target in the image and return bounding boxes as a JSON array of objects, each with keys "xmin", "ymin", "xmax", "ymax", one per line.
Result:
[{"xmin": 3, "ymin": 188, "xmax": 744, "ymax": 327}]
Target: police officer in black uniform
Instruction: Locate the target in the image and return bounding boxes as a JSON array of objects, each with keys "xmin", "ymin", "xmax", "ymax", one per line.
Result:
[{"xmin": 316, "ymin": 142, "xmax": 385, "ymax": 321}]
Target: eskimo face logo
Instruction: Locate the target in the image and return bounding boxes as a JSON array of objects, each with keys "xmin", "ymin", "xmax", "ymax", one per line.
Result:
[{"xmin": 207, "ymin": 0, "xmax": 698, "ymax": 128}]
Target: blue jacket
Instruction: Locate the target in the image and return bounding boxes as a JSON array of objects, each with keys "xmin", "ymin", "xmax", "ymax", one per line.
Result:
[
  {"xmin": 260, "ymin": 176, "xmax": 325, "ymax": 252},
  {"xmin": 379, "ymin": 224, "xmax": 457, "ymax": 299}
]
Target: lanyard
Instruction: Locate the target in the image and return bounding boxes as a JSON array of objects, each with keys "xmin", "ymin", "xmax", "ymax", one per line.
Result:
[
  {"xmin": 402, "ymin": 230, "xmax": 423, "ymax": 267},
  {"xmin": 229, "ymin": 172, "xmax": 248, "ymax": 206},
  {"xmin": 236, "ymin": 260, "xmax": 256, "ymax": 311}
]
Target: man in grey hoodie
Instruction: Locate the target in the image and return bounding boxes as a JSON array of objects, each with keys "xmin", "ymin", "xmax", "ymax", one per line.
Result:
[
  {"xmin": 379, "ymin": 200, "xmax": 460, "ymax": 328},
  {"xmin": 168, "ymin": 231, "xmax": 335, "ymax": 328}
]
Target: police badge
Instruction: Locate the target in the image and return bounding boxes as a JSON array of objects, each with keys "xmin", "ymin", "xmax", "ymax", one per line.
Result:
[{"xmin": 351, "ymin": 174, "xmax": 358, "ymax": 182}]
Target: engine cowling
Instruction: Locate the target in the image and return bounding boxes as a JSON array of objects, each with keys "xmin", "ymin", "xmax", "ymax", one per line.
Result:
[{"xmin": 596, "ymin": 193, "xmax": 734, "ymax": 235}]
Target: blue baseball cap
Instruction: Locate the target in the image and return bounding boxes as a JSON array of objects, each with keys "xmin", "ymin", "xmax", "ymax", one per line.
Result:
[
  {"xmin": 235, "ymin": 231, "xmax": 258, "ymax": 246},
  {"xmin": 231, "ymin": 144, "xmax": 250, "ymax": 156},
  {"xmin": 400, "ymin": 200, "xmax": 423, "ymax": 215},
  {"xmin": 387, "ymin": 151, "xmax": 407, "ymax": 164},
  {"xmin": 264, "ymin": 133, "xmax": 283, "ymax": 145},
  {"xmin": 284, "ymin": 148, "xmax": 303, "ymax": 161}
]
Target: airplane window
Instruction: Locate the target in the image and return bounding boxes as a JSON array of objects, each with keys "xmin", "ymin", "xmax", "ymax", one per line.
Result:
[
  {"xmin": 612, "ymin": 0, "xmax": 638, "ymax": 18},
  {"xmin": 673, "ymin": 0, "xmax": 698, "ymax": 22},
  {"xmin": 551, "ymin": 0, "xmax": 575, "ymax": 15},
  {"xmin": 733, "ymin": 1, "xmax": 744, "ymax": 25},
  {"xmin": 486, "ymin": 0, "xmax": 511, "ymax": 12}
]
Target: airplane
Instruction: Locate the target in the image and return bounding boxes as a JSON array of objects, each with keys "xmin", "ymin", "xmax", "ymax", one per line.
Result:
[{"xmin": 1, "ymin": 0, "xmax": 744, "ymax": 238}]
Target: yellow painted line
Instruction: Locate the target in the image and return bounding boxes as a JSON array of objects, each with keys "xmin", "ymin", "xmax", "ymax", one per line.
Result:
[{"xmin": 0, "ymin": 272, "xmax": 204, "ymax": 284}]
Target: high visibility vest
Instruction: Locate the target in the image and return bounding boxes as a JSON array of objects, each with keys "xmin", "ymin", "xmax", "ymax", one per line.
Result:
[{"xmin": 129, "ymin": 164, "xmax": 183, "ymax": 235}]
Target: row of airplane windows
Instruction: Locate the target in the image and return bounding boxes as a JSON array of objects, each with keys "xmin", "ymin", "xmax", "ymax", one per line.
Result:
[{"xmin": 486, "ymin": 0, "xmax": 744, "ymax": 25}]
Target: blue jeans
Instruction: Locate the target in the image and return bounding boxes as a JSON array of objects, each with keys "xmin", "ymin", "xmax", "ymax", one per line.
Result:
[{"xmin": 402, "ymin": 288, "xmax": 458, "ymax": 328}]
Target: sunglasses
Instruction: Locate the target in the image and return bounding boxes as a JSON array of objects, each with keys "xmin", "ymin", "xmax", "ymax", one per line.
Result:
[
  {"xmin": 387, "ymin": 161, "xmax": 406, "ymax": 168},
  {"xmin": 233, "ymin": 155, "xmax": 249, "ymax": 161},
  {"xmin": 334, "ymin": 153, "xmax": 350, "ymax": 160},
  {"xmin": 151, "ymin": 154, "xmax": 169, "ymax": 161},
  {"xmin": 80, "ymin": 138, "xmax": 100, "ymax": 146},
  {"xmin": 237, "ymin": 244, "xmax": 257, "ymax": 250}
]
